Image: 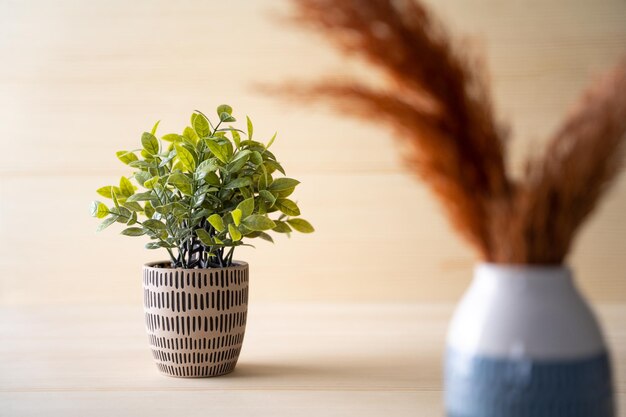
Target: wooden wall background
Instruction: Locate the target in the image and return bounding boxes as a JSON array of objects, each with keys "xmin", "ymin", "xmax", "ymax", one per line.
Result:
[{"xmin": 1, "ymin": 0, "xmax": 625, "ymax": 306}]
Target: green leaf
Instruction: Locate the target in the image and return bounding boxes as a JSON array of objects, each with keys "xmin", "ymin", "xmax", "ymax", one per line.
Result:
[
  {"xmin": 208, "ymin": 214, "xmax": 225, "ymax": 232},
  {"xmin": 129, "ymin": 160, "xmax": 152, "ymax": 169},
  {"xmin": 257, "ymin": 199, "xmax": 267, "ymax": 215},
  {"xmin": 256, "ymin": 231, "xmax": 274, "ymax": 243},
  {"xmin": 116, "ymin": 150, "xmax": 138, "ymax": 165},
  {"xmin": 192, "ymin": 112, "xmax": 210, "ymax": 137},
  {"xmin": 151, "ymin": 120, "xmax": 161, "ymax": 135},
  {"xmin": 143, "ymin": 219, "xmax": 167, "ymax": 231},
  {"xmin": 266, "ymin": 132, "xmax": 277, "ymax": 149},
  {"xmin": 259, "ymin": 190, "xmax": 276, "ymax": 206},
  {"xmin": 111, "ymin": 189, "xmax": 121, "ymax": 209},
  {"xmin": 145, "ymin": 241, "xmax": 175, "ymax": 249},
  {"xmin": 145, "ymin": 227, "xmax": 167, "ymax": 240},
  {"xmin": 162, "ymin": 133, "xmax": 182, "ymax": 142},
  {"xmin": 217, "ymin": 104, "xmax": 233, "ymax": 116},
  {"xmin": 90, "ymin": 201, "xmax": 108, "ymax": 219},
  {"xmin": 127, "ymin": 211, "xmax": 138, "ymax": 225},
  {"xmin": 265, "ymin": 159, "xmax": 286, "ymax": 175},
  {"xmin": 195, "ymin": 185, "xmax": 214, "ymax": 196},
  {"xmin": 158, "ymin": 150, "xmax": 177, "ymax": 167},
  {"xmin": 231, "ymin": 209, "xmax": 242, "ymax": 226},
  {"xmin": 269, "ymin": 178, "xmax": 300, "ymax": 191},
  {"xmin": 96, "ymin": 216, "xmax": 118, "ymax": 232},
  {"xmin": 225, "ymin": 155, "xmax": 248, "ymax": 173},
  {"xmin": 220, "ymin": 113, "xmax": 236, "ymax": 123},
  {"xmin": 196, "ymin": 229, "xmax": 213, "ymax": 246},
  {"xmin": 110, "ymin": 205, "xmax": 130, "ymax": 221},
  {"xmin": 172, "ymin": 206, "xmax": 188, "ymax": 220},
  {"xmin": 154, "ymin": 202, "xmax": 175, "ymax": 215},
  {"xmin": 175, "ymin": 144, "xmax": 196, "ymax": 171},
  {"xmin": 183, "ymin": 126, "xmax": 199, "ymax": 145},
  {"xmin": 263, "ymin": 151, "xmax": 277, "ymax": 162},
  {"xmin": 205, "ymin": 139, "xmax": 228, "ymax": 163},
  {"xmin": 144, "ymin": 176, "xmax": 160, "ymax": 189},
  {"xmin": 240, "ymin": 187, "xmax": 253, "ymax": 199},
  {"xmin": 134, "ymin": 171, "xmax": 151, "ymax": 186},
  {"xmin": 192, "ymin": 193, "xmax": 206, "ymax": 208},
  {"xmin": 119, "ymin": 176, "xmax": 135, "ymax": 197},
  {"xmin": 224, "ymin": 177, "xmax": 251, "ymax": 189},
  {"xmin": 122, "ymin": 201, "xmax": 143, "ymax": 212},
  {"xmin": 192, "ymin": 208, "xmax": 210, "ymax": 221},
  {"xmin": 229, "ymin": 148, "xmax": 251, "ymax": 163},
  {"xmin": 242, "ymin": 214, "xmax": 276, "ymax": 231},
  {"xmin": 96, "ymin": 186, "xmax": 121, "ymax": 199},
  {"xmin": 196, "ymin": 159, "xmax": 218, "ymax": 175},
  {"xmin": 233, "ymin": 147, "xmax": 252, "ymax": 159},
  {"xmin": 239, "ymin": 224, "xmax": 253, "ymax": 235},
  {"xmin": 121, "ymin": 227, "xmax": 145, "ymax": 236},
  {"xmin": 204, "ymin": 172, "xmax": 221, "ymax": 186},
  {"xmin": 248, "ymin": 151, "xmax": 261, "ymax": 166},
  {"xmin": 236, "ymin": 197, "xmax": 255, "ymax": 218},
  {"xmin": 126, "ymin": 191, "xmax": 153, "ymax": 202},
  {"xmin": 273, "ymin": 220, "xmax": 292, "ymax": 233},
  {"xmin": 229, "ymin": 224, "xmax": 242, "ymax": 241},
  {"xmin": 141, "ymin": 132, "xmax": 160, "ymax": 155},
  {"xmin": 231, "ymin": 128, "xmax": 241, "ymax": 148},
  {"xmin": 168, "ymin": 172, "xmax": 193, "ymax": 195},
  {"xmin": 275, "ymin": 198, "xmax": 300, "ymax": 216},
  {"xmin": 246, "ymin": 116, "xmax": 254, "ymax": 140},
  {"xmin": 287, "ymin": 218, "xmax": 314, "ymax": 233},
  {"xmin": 276, "ymin": 186, "xmax": 295, "ymax": 198},
  {"xmin": 239, "ymin": 140, "xmax": 263, "ymax": 150},
  {"xmin": 258, "ymin": 167, "xmax": 269, "ymax": 190},
  {"xmin": 144, "ymin": 201, "xmax": 155, "ymax": 218}
]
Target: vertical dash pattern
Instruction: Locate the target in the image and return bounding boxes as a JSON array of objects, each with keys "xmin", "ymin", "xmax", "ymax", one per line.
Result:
[{"xmin": 142, "ymin": 261, "xmax": 249, "ymax": 378}]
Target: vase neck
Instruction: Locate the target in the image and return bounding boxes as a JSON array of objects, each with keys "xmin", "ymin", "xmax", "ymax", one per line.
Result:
[{"xmin": 473, "ymin": 263, "xmax": 574, "ymax": 295}]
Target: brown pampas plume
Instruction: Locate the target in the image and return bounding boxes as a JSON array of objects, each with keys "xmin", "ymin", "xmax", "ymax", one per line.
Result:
[
  {"xmin": 287, "ymin": 0, "xmax": 626, "ymax": 264},
  {"xmin": 502, "ymin": 63, "xmax": 626, "ymax": 264}
]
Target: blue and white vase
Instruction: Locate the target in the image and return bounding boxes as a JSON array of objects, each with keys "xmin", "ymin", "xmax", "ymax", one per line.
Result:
[{"xmin": 445, "ymin": 263, "xmax": 615, "ymax": 417}]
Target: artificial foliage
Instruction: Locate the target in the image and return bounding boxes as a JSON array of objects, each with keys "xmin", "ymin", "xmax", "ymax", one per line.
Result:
[
  {"xmin": 289, "ymin": 0, "xmax": 626, "ymax": 264},
  {"xmin": 91, "ymin": 105, "xmax": 314, "ymax": 268}
]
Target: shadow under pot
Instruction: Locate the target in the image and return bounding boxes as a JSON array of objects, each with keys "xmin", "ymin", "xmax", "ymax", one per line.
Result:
[
  {"xmin": 142, "ymin": 261, "xmax": 249, "ymax": 378},
  {"xmin": 445, "ymin": 263, "xmax": 615, "ymax": 417}
]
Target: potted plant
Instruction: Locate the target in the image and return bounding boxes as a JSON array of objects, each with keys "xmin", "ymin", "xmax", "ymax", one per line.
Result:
[
  {"xmin": 288, "ymin": 0, "xmax": 626, "ymax": 415},
  {"xmin": 91, "ymin": 105, "xmax": 314, "ymax": 377}
]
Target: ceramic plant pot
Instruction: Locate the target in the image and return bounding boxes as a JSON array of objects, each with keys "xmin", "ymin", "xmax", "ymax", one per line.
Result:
[
  {"xmin": 445, "ymin": 263, "xmax": 614, "ymax": 417},
  {"xmin": 142, "ymin": 261, "xmax": 249, "ymax": 378}
]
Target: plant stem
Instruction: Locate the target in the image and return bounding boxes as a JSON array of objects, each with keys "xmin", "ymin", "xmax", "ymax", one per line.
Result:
[
  {"xmin": 211, "ymin": 120, "xmax": 223, "ymax": 136},
  {"xmin": 225, "ymin": 246, "xmax": 235, "ymax": 267}
]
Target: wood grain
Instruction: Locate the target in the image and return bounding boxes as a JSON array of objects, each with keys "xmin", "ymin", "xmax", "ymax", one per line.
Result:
[
  {"xmin": 1, "ymin": 0, "xmax": 626, "ymax": 304},
  {"xmin": 0, "ymin": 304, "xmax": 624, "ymax": 416},
  {"xmin": 1, "ymin": 392, "xmax": 441, "ymax": 417}
]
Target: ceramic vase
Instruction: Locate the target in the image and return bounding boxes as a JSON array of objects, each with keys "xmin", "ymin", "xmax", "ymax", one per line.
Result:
[
  {"xmin": 142, "ymin": 261, "xmax": 249, "ymax": 377},
  {"xmin": 445, "ymin": 263, "xmax": 614, "ymax": 417}
]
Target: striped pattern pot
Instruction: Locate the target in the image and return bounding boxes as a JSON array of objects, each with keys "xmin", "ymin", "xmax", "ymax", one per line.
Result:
[
  {"xmin": 142, "ymin": 261, "xmax": 249, "ymax": 378},
  {"xmin": 445, "ymin": 264, "xmax": 614, "ymax": 417}
]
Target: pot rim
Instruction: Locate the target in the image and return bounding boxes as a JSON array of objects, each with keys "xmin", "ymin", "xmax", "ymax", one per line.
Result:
[{"xmin": 143, "ymin": 260, "xmax": 249, "ymax": 271}]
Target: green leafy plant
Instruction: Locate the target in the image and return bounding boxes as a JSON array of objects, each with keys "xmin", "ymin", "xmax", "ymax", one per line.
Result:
[{"xmin": 91, "ymin": 105, "xmax": 314, "ymax": 268}]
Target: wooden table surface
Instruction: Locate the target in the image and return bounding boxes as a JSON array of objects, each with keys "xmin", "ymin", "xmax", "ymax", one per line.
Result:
[{"xmin": 1, "ymin": 304, "xmax": 625, "ymax": 416}]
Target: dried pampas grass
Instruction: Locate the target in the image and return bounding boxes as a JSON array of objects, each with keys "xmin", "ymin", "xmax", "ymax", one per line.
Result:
[{"xmin": 288, "ymin": 0, "xmax": 626, "ymax": 264}]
